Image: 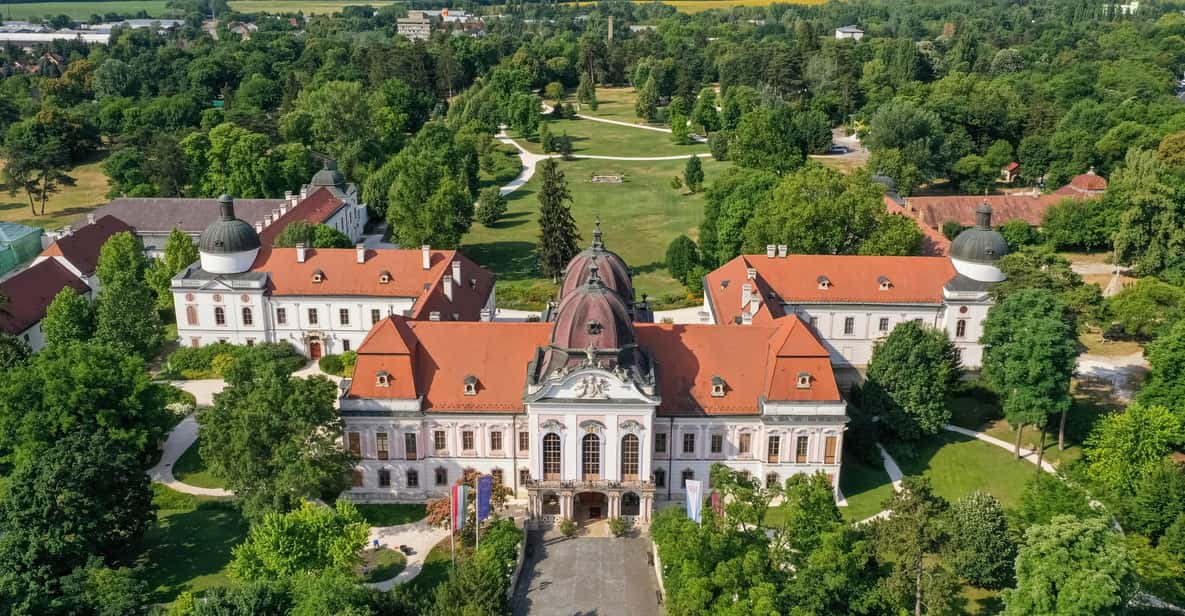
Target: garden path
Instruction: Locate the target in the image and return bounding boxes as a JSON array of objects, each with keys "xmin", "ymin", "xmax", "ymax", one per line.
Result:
[
  {"xmin": 365, "ymin": 519, "xmax": 450, "ymax": 590},
  {"xmin": 147, "ymin": 414, "xmax": 234, "ymax": 497}
]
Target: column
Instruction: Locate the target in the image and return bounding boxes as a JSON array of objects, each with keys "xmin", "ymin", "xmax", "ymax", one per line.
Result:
[{"xmin": 642, "ymin": 494, "xmax": 652, "ymax": 522}]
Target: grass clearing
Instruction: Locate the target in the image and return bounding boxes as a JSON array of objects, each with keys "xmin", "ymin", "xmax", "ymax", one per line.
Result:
[
  {"xmin": 132, "ymin": 485, "xmax": 247, "ymax": 603},
  {"xmin": 172, "ymin": 438, "xmax": 227, "ymax": 490},
  {"xmin": 406, "ymin": 537, "xmax": 455, "ymax": 593},
  {"xmin": 355, "ymin": 503, "xmax": 427, "ymax": 527},
  {"xmin": 0, "ymin": 156, "xmax": 110, "ymax": 230},
  {"xmin": 560, "ymin": 86, "xmax": 649, "ymax": 125},
  {"xmin": 358, "ymin": 546, "xmax": 406, "ymax": 583},
  {"xmin": 515, "ymin": 117, "xmax": 708, "ymax": 158},
  {"xmin": 1079, "ymin": 329, "xmax": 1144, "ymax": 357},
  {"xmin": 886, "ymin": 431, "xmax": 1036, "ymax": 509},
  {"xmin": 463, "ymin": 156, "xmax": 727, "ymax": 309},
  {"xmin": 838, "ymin": 450, "xmax": 895, "ymax": 523}
]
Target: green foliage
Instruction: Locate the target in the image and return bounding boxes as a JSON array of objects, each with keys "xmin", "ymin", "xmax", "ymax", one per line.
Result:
[
  {"xmin": 230, "ymin": 500, "xmax": 370, "ymax": 581},
  {"xmin": 670, "ymin": 112, "xmax": 690, "ymax": 145},
  {"xmin": 95, "ymin": 273, "xmax": 163, "ymax": 360},
  {"xmin": 865, "ymin": 98, "xmax": 947, "ymax": 194},
  {"xmin": 82, "ymin": 566, "xmax": 152, "ymax": 616},
  {"xmin": 145, "ymin": 228, "xmax": 199, "ymax": 310},
  {"xmin": 873, "ymin": 476, "xmax": 959, "ymax": 616},
  {"xmin": 664, "ymin": 235, "xmax": 700, "ymax": 286},
  {"xmin": 944, "ymin": 491, "xmax": 1016, "ymax": 589},
  {"xmin": 635, "ymin": 75, "xmax": 658, "ymax": 122},
  {"xmin": 535, "ymin": 159, "xmax": 580, "ymax": 282},
  {"xmin": 858, "ymin": 212, "xmax": 924, "ymax": 256},
  {"xmin": 1113, "ymin": 149, "xmax": 1185, "ymax": 278},
  {"xmin": 998, "ymin": 219, "xmax": 1042, "ymax": 248},
  {"xmin": 559, "ymin": 518, "xmax": 577, "ymax": 537},
  {"xmin": 3, "ymin": 115, "xmax": 76, "ymax": 217},
  {"xmin": 280, "ymin": 80, "xmax": 402, "ymax": 180},
  {"xmin": 608, "ymin": 517, "xmax": 628, "ymax": 537},
  {"xmin": 0, "ymin": 333, "xmax": 30, "ymax": 370},
  {"xmin": 708, "ymin": 129, "xmax": 730, "ymax": 161},
  {"xmin": 682, "ymin": 155, "xmax": 704, "ymax": 193},
  {"xmin": 272, "ymin": 221, "xmax": 353, "ymax": 249},
  {"xmin": 1015, "ymin": 475, "xmax": 1100, "ymax": 530},
  {"xmin": 730, "ymin": 106, "xmax": 824, "ymax": 176},
  {"xmin": 864, "ymin": 320, "xmax": 960, "ymax": 440},
  {"xmin": 1106, "ymin": 277, "xmax": 1185, "ymax": 339},
  {"xmin": 951, "ymin": 153, "xmax": 998, "ymax": 194},
  {"xmin": 317, "ymin": 353, "xmax": 344, "ymax": 376},
  {"xmin": 691, "ymin": 87, "xmax": 718, "ymax": 134},
  {"xmin": 1126, "ymin": 534, "xmax": 1185, "ymax": 607},
  {"xmin": 1002, "ymin": 515, "xmax": 1135, "ymax": 616},
  {"xmin": 40, "ymin": 288, "xmax": 93, "ymax": 348},
  {"xmin": 96, "ymin": 231, "xmax": 147, "ymax": 287},
  {"xmin": 995, "ymin": 246, "xmax": 1104, "ymax": 326},
  {"xmin": 476, "ymin": 186, "xmax": 508, "ymax": 227},
  {"xmin": 198, "ymin": 356, "xmax": 356, "ymax": 520},
  {"xmin": 166, "ymin": 341, "xmax": 304, "ymax": 380},
  {"xmin": 1139, "ymin": 319, "xmax": 1185, "ymax": 419},
  {"xmin": 539, "ymin": 122, "xmax": 554, "ymax": 154},
  {"xmin": 775, "ymin": 473, "xmax": 843, "ymax": 563},
  {"xmin": 1041, "ymin": 196, "xmax": 1120, "ymax": 253},
  {"xmin": 699, "ymin": 166, "xmax": 778, "ymax": 267},
  {"xmin": 1085, "ymin": 403, "xmax": 1184, "ymax": 496},
  {"xmin": 1121, "ymin": 460, "xmax": 1185, "ymax": 539},
  {"xmin": 942, "ymin": 220, "xmax": 966, "ymax": 241},
  {"xmin": 385, "ymin": 122, "xmax": 479, "ymax": 249}
]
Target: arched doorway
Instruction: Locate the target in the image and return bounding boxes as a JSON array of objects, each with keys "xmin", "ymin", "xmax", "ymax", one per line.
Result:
[
  {"xmin": 308, "ymin": 339, "xmax": 322, "ymax": 360},
  {"xmin": 574, "ymin": 491, "xmax": 607, "ymax": 522}
]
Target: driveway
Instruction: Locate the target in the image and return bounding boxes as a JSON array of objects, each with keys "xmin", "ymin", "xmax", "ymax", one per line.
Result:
[{"xmin": 512, "ymin": 531, "xmax": 662, "ymax": 616}]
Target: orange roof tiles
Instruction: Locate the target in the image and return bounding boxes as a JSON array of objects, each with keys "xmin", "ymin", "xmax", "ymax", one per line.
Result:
[
  {"xmin": 884, "ymin": 196, "xmax": 950, "ymax": 256},
  {"xmin": 903, "ymin": 193, "xmax": 1071, "ymax": 228},
  {"xmin": 39, "ymin": 215, "xmax": 133, "ymax": 276}
]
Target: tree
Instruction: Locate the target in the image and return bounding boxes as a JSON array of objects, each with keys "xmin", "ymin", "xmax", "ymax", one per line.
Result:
[
  {"xmin": 665, "ymin": 235, "xmax": 700, "ymax": 285},
  {"xmin": 691, "ymin": 87, "xmax": 719, "ymax": 134},
  {"xmin": 0, "ymin": 430, "xmax": 154, "ymax": 613},
  {"xmin": 1113, "ymin": 149, "xmax": 1185, "ymax": 278},
  {"xmin": 1015, "ymin": 474, "xmax": 1099, "ymax": 529},
  {"xmin": 41, "ymin": 288, "xmax": 94, "ymax": 347},
  {"xmin": 981, "ymin": 289, "xmax": 1078, "ymax": 459},
  {"xmin": 1002, "ymin": 515, "xmax": 1135, "ymax": 616},
  {"xmin": 941, "ymin": 221, "xmax": 965, "ymax": 241},
  {"xmin": 995, "ymin": 246, "xmax": 1104, "ymax": 327},
  {"xmin": 951, "ymin": 154, "xmax": 997, "ymax": 194},
  {"xmin": 874, "ymin": 476, "xmax": 956, "ymax": 616},
  {"xmin": 998, "ymin": 219, "xmax": 1042, "ymax": 248},
  {"xmin": 720, "ymin": 85, "xmax": 759, "ymax": 130},
  {"xmin": 230, "ymin": 500, "xmax": 370, "ymax": 581},
  {"xmin": 1107, "ymin": 277, "xmax": 1185, "ymax": 340},
  {"xmin": 784, "ymin": 525, "xmax": 891, "ymax": 615},
  {"xmin": 730, "ymin": 107, "xmax": 805, "ymax": 175},
  {"xmin": 1042, "ymin": 196, "xmax": 1119, "ymax": 252},
  {"xmin": 773, "ymin": 472, "xmax": 843, "ymax": 564},
  {"xmin": 83, "ymin": 566, "xmax": 152, "ymax": 616},
  {"xmin": 865, "ymin": 99, "xmax": 948, "ymax": 194},
  {"xmin": 199, "ymin": 122, "xmax": 282, "ymax": 198},
  {"xmin": 540, "ymin": 122, "xmax": 554, "ymax": 153},
  {"xmin": 145, "ymin": 228, "xmax": 199, "ymax": 310},
  {"xmin": 670, "ymin": 112, "xmax": 690, "ymax": 145},
  {"xmin": 96, "ymin": 231, "xmax": 148, "ymax": 286},
  {"xmin": 1085, "ymin": 403, "xmax": 1184, "ymax": 496},
  {"xmin": 1139, "ymin": 319, "xmax": 1185, "ymax": 420},
  {"xmin": 708, "ymin": 129, "xmax": 731, "ymax": 161},
  {"xmin": 279, "ymin": 81, "xmax": 395, "ymax": 180},
  {"xmin": 0, "ymin": 333, "xmax": 30, "ymax": 370},
  {"xmin": 635, "ymin": 76, "xmax": 658, "ymax": 122},
  {"xmin": 576, "ymin": 75, "xmax": 596, "ymax": 111},
  {"xmin": 858, "ymin": 213, "xmax": 924, "ymax": 256},
  {"xmin": 273, "ymin": 221, "xmax": 353, "ymax": 250},
  {"xmin": 864, "ymin": 320, "xmax": 961, "ymax": 440},
  {"xmin": 545, "ymin": 81, "xmax": 565, "ymax": 103},
  {"xmin": 96, "ymin": 273, "xmax": 163, "ymax": 360},
  {"xmin": 683, "ymin": 155, "xmax": 704, "ymax": 193},
  {"xmin": 199, "ymin": 356, "xmax": 356, "ymax": 520},
  {"xmin": 945, "ymin": 492, "xmax": 1016, "ymax": 589},
  {"xmin": 535, "ymin": 159, "xmax": 580, "ymax": 282},
  {"xmin": 0, "ymin": 342, "xmax": 169, "ymax": 467},
  {"xmin": 3, "ymin": 118, "xmax": 76, "ymax": 217},
  {"xmin": 700, "ymin": 167, "xmax": 778, "ymax": 267},
  {"xmin": 385, "ymin": 123, "xmax": 479, "ymax": 248},
  {"xmin": 476, "ymin": 186, "xmax": 508, "ymax": 227},
  {"xmin": 1123, "ymin": 460, "xmax": 1185, "ymax": 539}
]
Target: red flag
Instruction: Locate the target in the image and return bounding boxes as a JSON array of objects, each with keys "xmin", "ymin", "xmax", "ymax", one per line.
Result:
[{"xmin": 710, "ymin": 490, "xmax": 723, "ymax": 517}]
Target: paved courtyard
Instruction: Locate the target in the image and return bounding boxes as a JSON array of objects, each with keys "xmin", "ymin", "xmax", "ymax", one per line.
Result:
[{"xmin": 512, "ymin": 530, "xmax": 662, "ymax": 616}]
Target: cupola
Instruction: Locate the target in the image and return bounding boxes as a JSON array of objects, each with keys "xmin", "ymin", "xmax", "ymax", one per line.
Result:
[
  {"xmin": 949, "ymin": 202, "xmax": 1009, "ymax": 283},
  {"xmin": 198, "ymin": 195, "xmax": 261, "ymax": 274}
]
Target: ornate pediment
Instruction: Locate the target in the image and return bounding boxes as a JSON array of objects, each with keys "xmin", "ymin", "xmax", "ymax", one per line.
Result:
[
  {"xmin": 620, "ymin": 420, "xmax": 645, "ymax": 434},
  {"xmin": 540, "ymin": 419, "xmax": 566, "ymax": 433}
]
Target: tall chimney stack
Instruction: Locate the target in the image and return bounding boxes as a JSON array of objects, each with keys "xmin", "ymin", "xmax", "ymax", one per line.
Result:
[
  {"xmin": 296, "ymin": 243, "xmax": 307, "ymax": 263},
  {"xmin": 421, "ymin": 245, "xmax": 431, "ymax": 270},
  {"xmin": 356, "ymin": 244, "xmax": 366, "ymax": 264}
]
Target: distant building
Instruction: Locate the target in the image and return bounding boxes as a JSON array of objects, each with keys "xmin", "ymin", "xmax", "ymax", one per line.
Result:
[
  {"xmin": 895, "ymin": 170, "xmax": 1106, "ymax": 231},
  {"xmin": 835, "ymin": 25, "xmax": 864, "ymax": 40},
  {"xmin": 0, "ymin": 223, "xmax": 42, "ymax": 277},
  {"xmin": 1000, "ymin": 162, "xmax": 1021, "ymax": 184},
  {"xmin": 397, "ymin": 10, "xmax": 432, "ymax": 40}
]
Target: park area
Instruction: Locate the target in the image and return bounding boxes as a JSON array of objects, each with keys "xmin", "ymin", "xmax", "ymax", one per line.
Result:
[{"xmin": 0, "ymin": 0, "xmax": 397, "ymax": 19}]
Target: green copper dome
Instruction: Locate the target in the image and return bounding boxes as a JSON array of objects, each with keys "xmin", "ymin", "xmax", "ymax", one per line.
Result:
[
  {"xmin": 950, "ymin": 202, "xmax": 1009, "ymax": 264},
  {"xmin": 310, "ymin": 159, "xmax": 346, "ymax": 188},
  {"xmin": 199, "ymin": 195, "xmax": 261, "ymax": 255}
]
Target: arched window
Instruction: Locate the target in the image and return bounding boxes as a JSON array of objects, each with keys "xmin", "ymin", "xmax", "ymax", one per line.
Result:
[
  {"xmin": 214, "ymin": 306, "xmax": 225, "ymax": 326},
  {"xmin": 621, "ymin": 434, "xmax": 640, "ymax": 481},
  {"xmin": 185, "ymin": 305, "xmax": 198, "ymax": 326},
  {"xmin": 241, "ymin": 306, "xmax": 253, "ymax": 326},
  {"xmin": 543, "ymin": 433, "xmax": 561, "ymax": 480},
  {"xmin": 621, "ymin": 492, "xmax": 640, "ymax": 516},
  {"xmin": 582, "ymin": 433, "xmax": 600, "ymax": 481},
  {"xmin": 956, "ymin": 319, "xmax": 967, "ymax": 338}
]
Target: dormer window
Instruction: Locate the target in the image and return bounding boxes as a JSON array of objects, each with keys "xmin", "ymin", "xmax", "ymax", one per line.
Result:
[
  {"xmin": 463, "ymin": 375, "xmax": 478, "ymax": 396},
  {"xmin": 796, "ymin": 372, "xmax": 811, "ymax": 389},
  {"xmin": 817, "ymin": 275, "xmax": 831, "ymax": 290},
  {"xmin": 379, "ymin": 270, "xmax": 391, "ymax": 284},
  {"xmin": 878, "ymin": 275, "xmax": 891, "ymax": 291},
  {"xmin": 711, "ymin": 375, "xmax": 726, "ymax": 397},
  {"xmin": 376, "ymin": 371, "xmax": 390, "ymax": 387},
  {"xmin": 312, "ymin": 269, "xmax": 325, "ymax": 283}
]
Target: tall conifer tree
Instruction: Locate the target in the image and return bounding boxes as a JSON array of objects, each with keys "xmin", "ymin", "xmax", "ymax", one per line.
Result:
[{"xmin": 535, "ymin": 159, "xmax": 580, "ymax": 282}]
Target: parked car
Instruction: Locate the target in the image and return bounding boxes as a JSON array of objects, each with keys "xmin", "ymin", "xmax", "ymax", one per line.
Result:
[{"xmin": 827, "ymin": 144, "xmax": 850, "ymax": 154}]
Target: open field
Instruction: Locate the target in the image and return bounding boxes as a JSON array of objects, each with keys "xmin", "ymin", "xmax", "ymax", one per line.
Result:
[
  {"xmin": 516, "ymin": 117, "xmax": 708, "ymax": 158},
  {"xmin": 462, "ymin": 156, "xmax": 726, "ymax": 309},
  {"xmin": 0, "ymin": 156, "xmax": 110, "ymax": 230},
  {"xmin": 561, "ymin": 86, "xmax": 650, "ymax": 125},
  {"xmin": 886, "ymin": 431, "xmax": 1036, "ymax": 509}
]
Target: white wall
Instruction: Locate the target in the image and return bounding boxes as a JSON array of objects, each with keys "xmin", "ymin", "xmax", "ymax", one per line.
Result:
[{"xmin": 789, "ymin": 303, "xmax": 943, "ymax": 367}]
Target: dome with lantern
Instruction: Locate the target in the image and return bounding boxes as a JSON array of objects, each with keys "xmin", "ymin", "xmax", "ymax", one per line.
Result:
[{"xmin": 198, "ymin": 195, "xmax": 261, "ymax": 274}]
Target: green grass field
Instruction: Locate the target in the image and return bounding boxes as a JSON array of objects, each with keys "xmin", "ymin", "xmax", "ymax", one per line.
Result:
[
  {"xmin": 886, "ymin": 431, "xmax": 1037, "ymax": 510},
  {"xmin": 516, "ymin": 117, "xmax": 707, "ymax": 158},
  {"xmin": 407, "ymin": 538, "xmax": 455, "ymax": 593},
  {"xmin": 358, "ymin": 546, "xmax": 406, "ymax": 582},
  {"xmin": 354, "ymin": 503, "xmax": 427, "ymax": 527},
  {"xmin": 0, "ymin": 156, "xmax": 110, "ymax": 230},
  {"xmin": 560, "ymin": 86, "xmax": 652, "ymax": 126},
  {"xmin": 172, "ymin": 438, "xmax": 227, "ymax": 490},
  {"xmin": 133, "ymin": 485, "xmax": 247, "ymax": 602},
  {"xmin": 837, "ymin": 450, "xmax": 895, "ymax": 523},
  {"xmin": 462, "ymin": 156, "xmax": 725, "ymax": 309}
]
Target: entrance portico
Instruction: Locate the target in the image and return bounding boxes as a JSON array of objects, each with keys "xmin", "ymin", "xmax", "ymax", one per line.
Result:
[{"xmin": 526, "ymin": 480, "xmax": 656, "ymax": 527}]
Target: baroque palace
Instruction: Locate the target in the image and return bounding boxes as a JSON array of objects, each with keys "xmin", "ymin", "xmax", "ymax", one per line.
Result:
[{"xmin": 181, "ymin": 199, "xmax": 1009, "ymax": 527}]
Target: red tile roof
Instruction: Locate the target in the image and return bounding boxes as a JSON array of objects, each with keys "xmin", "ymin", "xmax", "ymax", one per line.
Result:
[
  {"xmin": 902, "ymin": 193, "xmax": 1071, "ymax": 228},
  {"xmin": 347, "ymin": 317, "xmax": 841, "ymax": 416},
  {"xmin": 0, "ymin": 259, "xmax": 89, "ymax": 334},
  {"xmin": 705, "ymin": 254, "xmax": 956, "ymax": 325},
  {"xmin": 39, "ymin": 215, "xmax": 133, "ymax": 276},
  {"xmin": 1067, "ymin": 170, "xmax": 1107, "ymax": 192},
  {"xmin": 252, "ymin": 187, "xmax": 345, "ymax": 266},
  {"xmin": 884, "ymin": 196, "xmax": 950, "ymax": 256}
]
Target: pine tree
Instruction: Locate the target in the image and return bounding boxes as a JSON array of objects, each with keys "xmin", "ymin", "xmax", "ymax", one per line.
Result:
[
  {"xmin": 683, "ymin": 155, "xmax": 704, "ymax": 193},
  {"xmin": 540, "ymin": 123, "xmax": 554, "ymax": 154},
  {"xmin": 535, "ymin": 159, "xmax": 580, "ymax": 282}
]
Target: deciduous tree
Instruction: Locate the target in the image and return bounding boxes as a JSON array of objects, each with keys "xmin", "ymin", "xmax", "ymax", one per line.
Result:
[
  {"xmin": 230, "ymin": 500, "xmax": 370, "ymax": 581},
  {"xmin": 476, "ymin": 186, "xmax": 508, "ymax": 227},
  {"xmin": 1085, "ymin": 403, "xmax": 1184, "ymax": 496},
  {"xmin": 864, "ymin": 320, "xmax": 961, "ymax": 440},
  {"xmin": 664, "ymin": 235, "xmax": 700, "ymax": 285},
  {"xmin": 874, "ymin": 476, "xmax": 957, "ymax": 616},
  {"xmin": 0, "ymin": 333, "xmax": 30, "ymax": 370},
  {"xmin": 944, "ymin": 491, "xmax": 1016, "ymax": 589},
  {"xmin": 145, "ymin": 228, "xmax": 199, "ymax": 310},
  {"xmin": 683, "ymin": 155, "xmax": 703, "ymax": 193},
  {"xmin": 41, "ymin": 288, "xmax": 94, "ymax": 347},
  {"xmin": 1106, "ymin": 277, "xmax": 1185, "ymax": 339}
]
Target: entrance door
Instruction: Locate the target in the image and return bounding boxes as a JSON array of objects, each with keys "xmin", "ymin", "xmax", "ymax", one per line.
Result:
[{"xmin": 309, "ymin": 340, "xmax": 322, "ymax": 360}]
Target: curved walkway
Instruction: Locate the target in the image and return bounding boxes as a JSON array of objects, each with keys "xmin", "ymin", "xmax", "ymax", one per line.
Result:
[
  {"xmin": 574, "ymin": 112, "xmax": 708, "ymax": 143},
  {"xmin": 366, "ymin": 518, "xmax": 450, "ymax": 590},
  {"xmin": 148, "ymin": 414, "xmax": 234, "ymax": 497},
  {"xmin": 857, "ymin": 444, "xmax": 905, "ymax": 524},
  {"xmin": 943, "ymin": 424, "xmax": 1058, "ymax": 474}
]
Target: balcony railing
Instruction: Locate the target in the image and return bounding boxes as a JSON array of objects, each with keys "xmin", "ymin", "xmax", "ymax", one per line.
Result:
[{"xmin": 524, "ymin": 478, "xmax": 655, "ymax": 490}]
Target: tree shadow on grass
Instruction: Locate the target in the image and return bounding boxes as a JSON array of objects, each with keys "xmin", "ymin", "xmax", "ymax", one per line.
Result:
[
  {"xmin": 487, "ymin": 211, "xmax": 530, "ymax": 230},
  {"xmin": 631, "ymin": 261, "xmax": 667, "ymax": 275},
  {"xmin": 133, "ymin": 501, "xmax": 248, "ymax": 601},
  {"xmin": 461, "ymin": 241, "xmax": 538, "ymax": 281}
]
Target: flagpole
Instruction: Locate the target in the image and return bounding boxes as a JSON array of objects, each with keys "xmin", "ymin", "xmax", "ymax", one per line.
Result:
[
  {"xmin": 450, "ymin": 487, "xmax": 456, "ymax": 569},
  {"xmin": 475, "ymin": 474, "xmax": 481, "ymax": 552}
]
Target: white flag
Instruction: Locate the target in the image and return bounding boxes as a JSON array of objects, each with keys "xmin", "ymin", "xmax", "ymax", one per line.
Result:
[{"xmin": 685, "ymin": 479, "xmax": 703, "ymax": 524}]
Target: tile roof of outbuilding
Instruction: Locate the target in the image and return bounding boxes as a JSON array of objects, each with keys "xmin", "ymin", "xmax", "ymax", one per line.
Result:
[
  {"xmin": 39, "ymin": 215, "xmax": 133, "ymax": 276},
  {"xmin": 93, "ymin": 198, "xmax": 283, "ymax": 235},
  {"xmin": 0, "ymin": 258, "xmax": 88, "ymax": 334}
]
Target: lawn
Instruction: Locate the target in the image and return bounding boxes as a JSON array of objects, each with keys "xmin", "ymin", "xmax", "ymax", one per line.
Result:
[
  {"xmin": 358, "ymin": 546, "xmax": 406, "ymax": 583},
  {"xmin": 560, "ymin": 86, "xmax": 650, "ymax": 125},
  {"xmin": 132, "ymin": 485, "xmax": 247, "ymax": 603},
  {"xmin": 172, "ymin": 438, "xmax": 227, "ymax": 490},
  {"xmin": 355, "ymin": 503, "xmax": 428, "ymax": 527},
  {"xmin": 837, "ymin": 450, "xmax": 895, "ymax": 523},
  {"xmin": 463, "ymin": 156, "xmax": 727, "ymax": 309},
  {"xmin": 0, "ymin": 156, "xmax": 110, "ymax": 230},
  {"xmin": 406, "ymin": 537, "xmax": 455, "ymax": 593},
  {"xmin": 514, "ymin": 117, "xmax": 708, "ymax": 158},
  {"xmin": 886, "ymin": 431, "xmax": 1036, "ymax": 509}
]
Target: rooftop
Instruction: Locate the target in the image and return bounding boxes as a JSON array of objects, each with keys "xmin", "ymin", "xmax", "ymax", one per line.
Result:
[
  {"xmin": 39, "ymin": 215, "xmax": 133, "ymax": 276},
  {"xmin": 0, "ymin": 259, "xmax": 89, "ymax": 335}
]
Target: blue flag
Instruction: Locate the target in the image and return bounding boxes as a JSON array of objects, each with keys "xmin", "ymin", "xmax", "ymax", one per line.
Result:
[{"xmin": 477, "ymin": 475, "xmax": 493, "ymax": 521}]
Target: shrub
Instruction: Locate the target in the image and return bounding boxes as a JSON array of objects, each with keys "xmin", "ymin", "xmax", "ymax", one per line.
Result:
[
  {"xmin": 318, "ymin": 354, "xmax": 344, "ymax": 376},
  {"xmin": 942, "ymin": 220, "xmax": 965, "ymax": 241},
  {"xmin": 165, "ymin": 341, "xmax": 305, "ymax": 379},
  {"xmin": 708, "ymin": 129, "xmax": 731, "ymax": 161},
  {"xmin": 608, "ymin": 517, "xmax": 629, "ymax": 537},
  {"xmin": 665, "ymin": 235, "xmax": 700, "ymax": 285},
  {"xmin": 476, "ymin": 186, "xmax": 508, "ymax": 227},
  {"xmin": 211, "ymin": 353, "xmax": 236, "ymax": 377},
  {"xmin": 559, "ymin": 518, "xmax": 577, "ymax": 537},
  {"xmin": 340, "ymin": 351, "xmax": 357, "ymax": 377}
]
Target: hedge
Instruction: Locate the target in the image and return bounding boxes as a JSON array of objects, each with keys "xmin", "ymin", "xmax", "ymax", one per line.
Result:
[{"xmin": 164, "ymin": 341, "xmax": 305, "ymax": 379}]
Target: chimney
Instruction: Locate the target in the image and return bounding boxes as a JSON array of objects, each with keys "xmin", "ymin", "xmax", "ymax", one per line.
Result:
[
  {"xmin": 86, "ymin": 213, "xmax": 96, "ymax": 225},
  {"xmin": 296, "ymin": 242, "xmax": 307, "ymax": 263},
  {"xmin": 766, "ymin": 244, "xmax": 776, "ymax": 258},
  {"xmin": 356, "ymin": 243, "xmax": 366, "ymax": 264},
  {"xmin": 263, "ymin": 214, "xmax": 271, "ymax": 226},
  {"xmin": 480, "ymin": 307, "xmax": 492, "ymax": 322},
  {"xmin": 746, "ymin": 267, "xmax": 757, "ymax": 280},
  {"xmin": 451, "ymin": 260, "xmax": 461, "ymax": 285},
  {"xmin": 300, "ymin": 188, "xmax": 308, "ymax": 200},
  {"xmin": 62, "ymin": 225, "xmax": 72, "ymax": 236},
  {"xmin": 254, "ymin": 221, "xmax": 263, "ymax": 233},
  {"xmin": 272, "ymin": 208, "xmax": 281, "ymax": 221},
  {"xmin": 777, "ymin": 244, "xmax": 788, "ymax": 258},
  {"xmin": 741, "ymin": 282, "xmax": 752, "ymax": 307},
  {"xmin": 750, "ymin": 293, "xmax": 760, "ymax": 316},
  {"xmin": 284, "ymin": 190, "xmax": 292, "ymax": 201},
  {"xmin": 421, "ymin": 245, "xmax": 431, "ymax": 270},
  {"xmin": 443, "ymin": 275, "xmax": 453, "ymax": 301},
  {"xmin": 429, "ymin": 311, "xmax": 441, "ymax": 321}
]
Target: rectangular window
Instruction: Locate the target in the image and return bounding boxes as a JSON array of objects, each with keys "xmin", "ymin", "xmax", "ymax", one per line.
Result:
[
  {"xmin": 710, "ymin": 433, "xmax": 723, "ymax": 454},
  {"xmin": 378, "ymin": 469, "xmax": 391, "ymax": 487},
  {"xmin": 246, "ymin": 338, "xmax": 255, "ymax": 347},
  {"xmin": 518, "ymin": 431, "xmax": 529, "ymax": 452},
  {"xmin": 214, "ymin": 307, "xmax": 225, "ymax": 326},
  {"xmin": 654, "ymin": 433, "xmax": 667, "ymax": 453},
  {"xmin": 739, "ymin": 433, "xmax": 751, "ymax": 455},
  {"xmin": 406, "ymin": 470, "xmax": 418, "ymax": 488},
  {"xmin": 276, "ymin": 307, "xmax": 287, "ymax": 325},
  {"xmin": 347, "ymin": 432, "xmax": 361, "ymax": 456},
  {"xmin": 767, "ymin": 435, "xmax": 781, "ymax": 464},
  {"xmin": 376, "ymin": 433, "xmax": 389, "ymax": 460},
  {"xmin": 435, "ymin": 467, "xmax": 448, "ymax": 486},
  {"xmin": 824, "ymin": 436, "xmax": 838, "ymax": 464},
  {"xmin": 490, "ymin": 431, "xmax": 503, "ymax": 451},
  {"xmin": 519, "ymin": 468, "xmax": 530, "ymax": 486},
  {"xmin": 654, "ymin": 469, "xmax": 666, "ymax": 488},
  {"xmin": 878, "ymin": 317, "xmax": 889, "ymax": 332},
  {"xmin": 308, "ymin": 308, "xmax": 318, "ymax": 325},
  {"xmin": 343, "ymin": 340, "xmax": 350, "ymax": 352},
  {"xmin": 796, "ymin": 436, "xmax": 809, "ymax": 463},
  {"xmin": 339, "ymin": 308, "xmax": 350, "ymax": 325},
  {"xmin": 681, "ymin": 470, "xmax": 694, "ymax": 488},
  {"xmin": 844, "ymin": 317, "xmax": 855, "ymax": 335},
  {"xmin": 434, "ymin": 430, "xmax": 446, "ymax": 451},
  {"xmin": 492, "ymin": 468, "xmax": 503, "ymax": 485},
  {"xmin": 404, "ymin": 433, "xmax": 417, "ymax": 461},
  {"xmin": 371, "ymin": 309, "xmax": 382, "ymax": 325},
  {"xmin": 682, "ymin": 432, "xmax": 696, "ymax": 455},
  {"xmin": 462, "ymin": 431, "xmax": 474, "ymax": 451}
]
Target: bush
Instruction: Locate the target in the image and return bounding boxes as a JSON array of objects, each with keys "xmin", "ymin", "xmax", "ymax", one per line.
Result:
[
  {"xmin": 211, "ymin": 353, "xmax": 236, "ymax": 377},
  {"xmin": 165, "ymin": 341, "xmax": 304, "ymax": 379},
  {"xmin": 708, "ymin": 129, "xmax": 731, "ymax": 161},
  {"xmin": 665, "ymin": 235, "xmax": 700, "ymax": 284},
  {"xmin": 340, "ymin": 351, "xmax": 357, "ymax": 377},
  {"xmin": 318, "ymin": 354, "xmax": 344, "ymax": 376},
  {"xmin": 945, "ymin": 491, "xmax": 1016, "ymax": 589},
  {"xmin": 608, "ymin": 517, "xmax": 629, "ymax": 537},
  {"xmin": 476, "ymin": 186, "xmax": 508, "ymax": 227},
  {"xmin": 559, "ymin": 518, "xmax": 577, "ymax": 537},
  {"xmin": 942, "ymin": 221, "xmax": 965, "ymax": 241}
]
